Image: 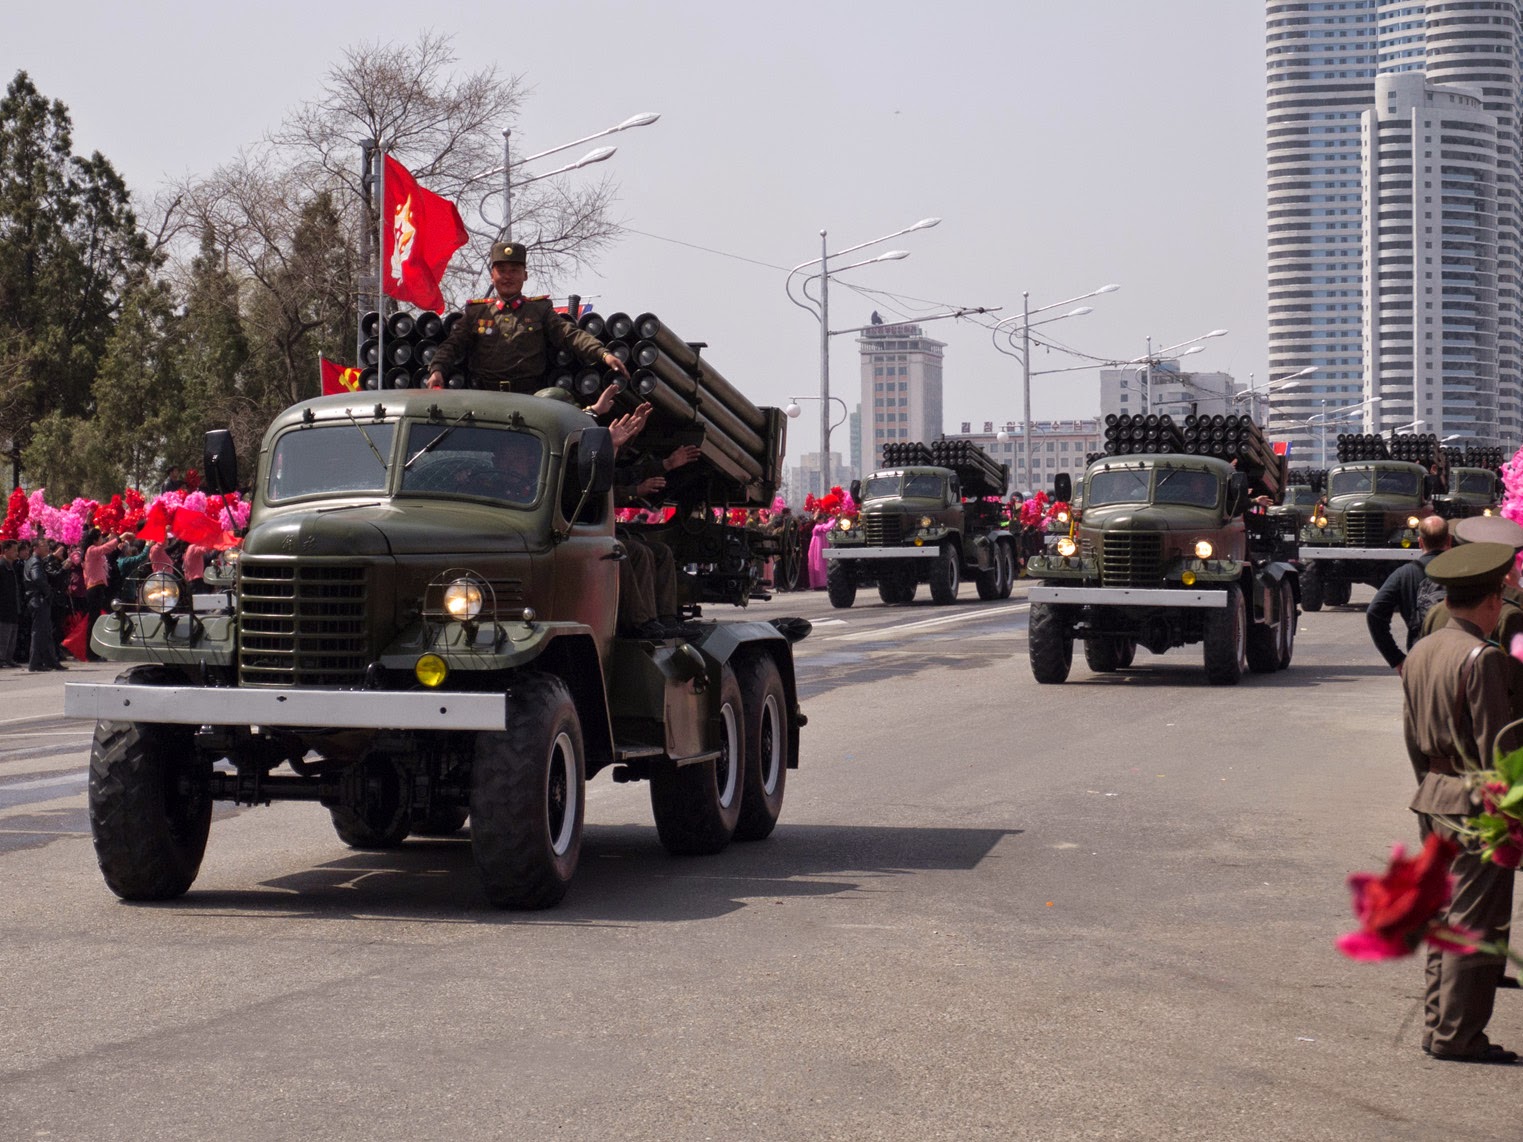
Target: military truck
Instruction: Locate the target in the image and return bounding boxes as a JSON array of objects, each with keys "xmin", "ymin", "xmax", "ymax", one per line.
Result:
[
  {"xmin": 1268, "ymin": 481, "xmax": 1320, "ymax": 532},
  {"xmin": 822, "ymin": 439, "xmax": 1017, "ymax": 607},
  {"xmin": 1432, "ymin": 467, "xmax": 1501, "ymax": 521},
  {"xmin": 1023, "ymin": 413, "xmax": 1299, "ymax": 686},
  {"xmin": 64, "ymin": 333, "xmax": 808, "ymax": 910},
  {"xmin": 1296, "ymin": 433, "xmax": 1439, "ymax": 611}
]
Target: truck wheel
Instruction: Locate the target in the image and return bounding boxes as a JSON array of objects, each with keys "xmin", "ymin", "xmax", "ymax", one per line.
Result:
[
  {"xmin": 330, "ymin": 754, "xmax": 411, "ymax": 849},
  {"xmin": 1301, "ymin": 563, "xmax": 1324, "ymax": 612},
  {"xmin": 1246, "ymin": 599, "xmax": 1279, "ymax": 675},
  {"xmin": 1326, "ymin": 579, "xmax": 1352, "ymax": 607},
  {"xmin": 975, "ymin": 558, "xmax": 1002, "ymax": 601},
  {"xmin": 650, "ymin": 666, "xmax": 745, "ymax": 854},
  {"xmin": 471, "ymin": 672, "xmax": 585, "ymax": 909},
  {"xmin": 1277, "ymin": 579, "xmax": 1297, "ymax": 669},
  {"xmin": 1028, "ymin": 602, "xmax": 1073, "ymax": 684},
  {"xmin": 89, "ymin": 668, "xmax": 211, "ymax": 901},
  {"xmin": 826, "ymin": 560, "xmax": 857, "ymax": 609},
  {"xmin": 929, "ymin": 543, "xmax": 960, "ymax": 604},
  {"xmin": 412, "ymin": 806, "xmax": 469, "ymax": 837},
  {"xmin": 997, "ymin": 542, "xmax": 1015, "ymax": 599},
  {"xmin": 1084, "ymin": 635, "xmax": 1120, "ymax": 673},
  {"xmin": 734, "ymin": 654, "xmax": 787, "ymax": 842},
  {"xmin": 879, "ymin": 575, "xmax": 916, "ymax": 605},
  {"xmin": 1116, "ymin": 638, "xmax": 1137, "ymax": 668},
  {"xmin": 1203, "ymin": 585, "xmax": 1247, "ymax": 686}
]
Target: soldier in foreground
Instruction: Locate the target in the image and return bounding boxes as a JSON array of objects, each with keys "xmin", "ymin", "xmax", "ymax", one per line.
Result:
[
  {"xmin": 1401, "ymin": 542, "xmax": 1518, "ymax": 1063},
  {"xmin": 426, "ymin": 241, "xmax": 629, "ymax": 393}
]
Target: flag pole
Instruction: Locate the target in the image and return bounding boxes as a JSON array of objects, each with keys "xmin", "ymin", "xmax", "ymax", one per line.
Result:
[{"xmin": 376, "ymin": 143, "xmax": 386, "ymax": 393}]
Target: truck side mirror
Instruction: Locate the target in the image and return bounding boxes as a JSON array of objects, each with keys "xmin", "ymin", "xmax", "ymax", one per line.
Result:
[
  {"xmin": 578, "ymin": 427, "xmax": 615, "ymax": 495},
  {"xmin": 1053, "ymin": 473, "xmax": 1072, "ymax": 503},
  {"xmin": 1227, "ymin": 471, "xmax": 1249, "ymax": 515},
  {"xmin": 203, "ymin": 430, "xmax": 238, "ymax": 495}
]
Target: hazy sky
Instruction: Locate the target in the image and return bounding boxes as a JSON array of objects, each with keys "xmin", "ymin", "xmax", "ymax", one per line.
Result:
[{"xmin": 4, "ymin": 0, "xmax": 1265, "ymax": 461}]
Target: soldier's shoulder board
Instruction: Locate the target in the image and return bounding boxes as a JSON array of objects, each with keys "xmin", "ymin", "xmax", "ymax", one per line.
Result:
[
  {"xmin": 465, "ymin": 297, "xmax": 496, "ymax": 307},
  {"xmin": 527, "ymin": 294, "xmax": 551, "ymax": 302}
]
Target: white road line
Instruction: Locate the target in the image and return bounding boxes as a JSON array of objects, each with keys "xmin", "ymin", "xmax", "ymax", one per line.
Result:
[
  {"xmin": 828, "ymin": 602, "xmax": 1028, "ymax": 642},
  {"xmin": 1, "ymin": 772, "xmax": 87, "ymax": 792}
]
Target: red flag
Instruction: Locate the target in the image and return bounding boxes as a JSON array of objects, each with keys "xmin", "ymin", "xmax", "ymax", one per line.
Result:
[
  {"xmin": 170, "ymin": 507, "xmax": 223, "ymax": 547},
  {"xmin": 137, "ymin": 501, "xmax": 170, "ymax": 543},
  {"xmin": 383, "ymin": 155, "xmax": 468, "ymax": 314},
  {"xmin": 61, "ymin": 613, "xmax": 90, "ymax": 663},
  {"xmin": 321, "ymin": 358, "xmax": 363, "ymax": 395}
]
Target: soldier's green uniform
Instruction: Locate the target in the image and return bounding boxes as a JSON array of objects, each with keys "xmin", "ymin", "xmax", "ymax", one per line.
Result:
[
  {"xmin": 1419, "ymin": 517, "xmax": 1523, "ymax": 718},
  {"xmin": 1402, "ymin": 542, "xmax": 1518, "ymax": 1063},
  {"xmin": 427, "ymin": 241, "xmax": 611, "ymax": 394}
]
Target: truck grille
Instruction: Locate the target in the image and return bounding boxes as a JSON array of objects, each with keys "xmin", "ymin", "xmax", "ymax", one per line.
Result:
[
  {"xmin": 1344, "ymin": 511, "xmax": 1384, "ymax": 547},
  {"xmin": 1099, "ymin": 533, "xmax": 1163, "ymax": 588},
  {"xmin": 238, "ymin": 563, "xmax": 369, "ymax": 687},
  {"xmin": 863, "ymin": 514, "xmax": 904, "ymax": 545}
]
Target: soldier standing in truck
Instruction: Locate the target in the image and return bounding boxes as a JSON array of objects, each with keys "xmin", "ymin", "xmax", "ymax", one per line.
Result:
[{"xmin": 426, "ymin": 241, "xmax": 630, "ymax": 393}]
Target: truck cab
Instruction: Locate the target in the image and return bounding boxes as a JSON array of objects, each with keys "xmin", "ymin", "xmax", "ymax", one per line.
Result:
[
  {"xmin": 1433, "ymin": 466, "xmax": 1501, "ymax": 521},
  {"xmin": 1298, "ymin": 460, "xmax": 1427, "ymax": 609}
]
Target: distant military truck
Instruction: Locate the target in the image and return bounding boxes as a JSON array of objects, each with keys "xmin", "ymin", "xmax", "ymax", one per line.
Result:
[
  {"xmin": 1297, "ymin": 431, "xmax": 1440, "ymax": 611},
  {"xmin": 64, "ymin": 321, "xmax": 808, "ymax": 911},
  {"xmin": 1432, "ymin": 467, "xmax": 1501, "ymax": 522},
  {"xmin": 1268, "ymin": 482, "xmax": 1320, "ymax": 532},
  {"xmin": 1024, "ymin": 413, "xmax": 1299, "ymax": 686},
  {"xmin": 823, "ymin": 439, "xmax": 1017, "ymax": 607}
]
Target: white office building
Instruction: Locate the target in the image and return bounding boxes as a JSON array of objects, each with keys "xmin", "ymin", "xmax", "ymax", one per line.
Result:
[{"xmin": 858, "ymin": 319, "xmax": 945, "ymax": 479}]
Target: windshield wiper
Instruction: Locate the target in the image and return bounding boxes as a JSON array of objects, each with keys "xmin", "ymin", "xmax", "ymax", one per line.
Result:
[
  {"xmin": 345, "ymin": 411, "xmax": 390, "ymax": 475},
  {"xmin": 404, "ymin": 410, "xmax": 475, "ymax": 471}
]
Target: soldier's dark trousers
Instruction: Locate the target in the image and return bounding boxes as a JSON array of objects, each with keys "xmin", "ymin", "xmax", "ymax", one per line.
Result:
[
  {"xmin": 618, "ymin": 543, "xmax": 659, "ymax": 630},
  {"xmin": 26, "ymin": 599, "xmax": 57, "ymax": 670},
  {"xmin": 1422, "ymin": 816, "xmax": 1515, "ymax": 1056}
]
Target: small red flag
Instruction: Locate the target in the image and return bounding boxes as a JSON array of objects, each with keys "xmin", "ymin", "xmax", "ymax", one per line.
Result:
[
  {"xmin": 169, "ymin": 507, "xmax": 223, "ymax": 547},
  {"xmin": 383, "ymin": 155, "xmax": 469, "ymax": 314},
  {"xmin": 61, "ymin": 613, "xmax": 90, "ymax": 663},
  {"xmin": 137, "ymin": 501, "xmax": 170, "ymax": 543},
  {"xmin": 321, "ymin": 358, "xmax": 363, "ymax": 395}
]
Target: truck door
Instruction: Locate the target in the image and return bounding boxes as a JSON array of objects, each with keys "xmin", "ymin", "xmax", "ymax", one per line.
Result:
[{"xmin": 553, "ymin": 430, "xmax": 619, "ymax": 644}]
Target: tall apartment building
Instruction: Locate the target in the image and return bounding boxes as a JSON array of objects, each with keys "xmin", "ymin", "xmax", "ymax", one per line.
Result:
[
  {"xmin": 1265, "ymin": 0, "xmax": 1523, "ymax": 451},
  {"xmin": 857, "ymin": 319, "xmax": 945, "ymax": 478}
]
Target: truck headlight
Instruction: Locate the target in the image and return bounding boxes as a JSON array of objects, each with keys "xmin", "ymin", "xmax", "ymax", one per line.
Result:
[
  {"xmin": 920, "ymin": 516, "xmax": 933, "ymax": 529},
  {"xmin": 141, "ymin": 572, "xmax": 180, "ymax": 614},
  {"xmin": 1406, "ymin": 515, "xmax": 1420, "ymax": 529},
  {"xmin": 1056, "ymin": 510, "xmax": 1070, "ymax": 524},
  {"xmin": 837, "ymin": 517, "xmax": 853, "ymax": 532},
  {"xmin": 1056, "ymin": 536, "xmax": 1077, "ymax": 557},
  {"xmin": 443, "ymin": 578, "xmax": 484, "ymax": 620},
  {"xmin": 1194, "ymin": 540, "xmax": 1213, "ymax": 560},
  {"xmin": 1315, "ymin": 516, "xmax": 1328, "ymax": 528},
  {"xmin": 415, "ymin": 654, "xmax": 448, "ymax": 688}
]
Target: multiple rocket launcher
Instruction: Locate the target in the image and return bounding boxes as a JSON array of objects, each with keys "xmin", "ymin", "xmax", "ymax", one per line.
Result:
[{"xmin": 1100, "ymin": 413, "xmax": 1288, "ymax": 502}]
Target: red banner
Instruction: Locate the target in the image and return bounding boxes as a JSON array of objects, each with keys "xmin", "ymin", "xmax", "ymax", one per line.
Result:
[
  {"xmin": 383, "ymin": 155, "xmax": 469, "ymax": 314},
  {"xmin": 320, "ymin": 358, "xmax": 362, "ymax": 395}
]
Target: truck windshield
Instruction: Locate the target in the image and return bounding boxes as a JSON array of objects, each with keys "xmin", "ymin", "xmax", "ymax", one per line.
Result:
[
  {"xmin": 1153, "ymin": 468, "xmax": 1220, "ymax": 508},
  {"xmin": 1375, "ymin": 470, "xmax": 1420, "ymax": 495},
  {"xmin": 1328, "ymin": 469, "xmax": 1373, "ymax": 496},
  {"xmin": 1458, "ymin": 471, "xmax": 1495, "ymax": 496},
  {"xmin": 267, "ymin": 423, "xmax": 397, "ymax": 501},
  {"xmin": 399, "ymin": 424, "xmax": 544, "ymax": 505},
  {"xmin": 903, "ymin": 474, "xmax": 944, "ymax": 499},
  {"xmin": 1285, "ymin": 487, "xmax": 1316, "ymax": 506},
  {"xmin": 863, "ymin": 476, "xmax": 900, "ymax": 500},
  {"xmin": 1087, "ymin": 469, "xmax": 1150, "ymax": 506}
]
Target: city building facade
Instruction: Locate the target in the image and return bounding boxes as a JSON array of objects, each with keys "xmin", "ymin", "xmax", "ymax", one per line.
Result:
[
  {"xmin": 1099, "ymin": 363, "xmax": 1247, "ymax": 422},
  {"xmin": 857, "ymin": 319, "xmax": 945, "ymax": 477},
  {"xmin": 949, "ymin": 419, "xmax": 1102, "ymax": 498}
]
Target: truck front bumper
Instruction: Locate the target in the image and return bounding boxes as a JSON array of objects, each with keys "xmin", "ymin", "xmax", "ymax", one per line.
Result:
[
  {"xmin": 1301, "ymin": 547, "xmax": 1422, "ymax": 562},
  {"xmin": 63, "ymin": 682, "xmax": 507, "ymax": 732},
  {"xmin": 823, "ymin": 547, "xmax": 939, "ymax": 560},
  {"xmin": 1028, "ymin": 586, "xmax": 1229, "ymax": 609}
]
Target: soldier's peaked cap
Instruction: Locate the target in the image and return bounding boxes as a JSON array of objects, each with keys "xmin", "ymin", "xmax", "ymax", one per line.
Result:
[
  {"xmin": 1425, "ymin": 541, "xmax": 1515, "ymax": 590},
  {"xmin": 489, "ymin": 241, "xmax": 528, "ymax": 265},
  {"xmin": 1453, "ymin": 515, "xmax": 1523, "ymax": 552}
]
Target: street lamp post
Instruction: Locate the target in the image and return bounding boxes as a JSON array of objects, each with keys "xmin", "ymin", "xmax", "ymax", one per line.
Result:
[
  {"xmin": 1232, "ymin": 367, "xmax": 1316, "ymax": 424},
  {"xmin": 784, "ymin": 396, "xmax": 850, "ymax": 494},
  {"xmin": 1128, "ymin": 329, "xmax": 1229, "ymax": 413},
  {"xmin": 1307, "ymin": 397, "xmax": 1381, "ymax": 467},
  {"xmin": 990, "ymin": 284, "xmax": 1120, "ymax": 496},
  {"xmin": 786, "ymin": 218, "xmax": 941, "ymax": 496}
]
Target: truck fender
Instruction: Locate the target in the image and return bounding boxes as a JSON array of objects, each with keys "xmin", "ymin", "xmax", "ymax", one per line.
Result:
[
  {"xmin": 1249, "ymin": 561, "xmax": 1299, "ymax": 619},
  {"xmin": 697, "ymin": 624, "xmax": 803, "ymax": 770},
  {"xmin": 530, "ymin": 634, "xmax": 614, "ymax": 776}
]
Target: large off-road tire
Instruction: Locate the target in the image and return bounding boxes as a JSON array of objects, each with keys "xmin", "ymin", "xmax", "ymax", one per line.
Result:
[
  {"xmin": 1084, "ymin": 635, "xmax": 1120, "ymax": 673},
  {"xmin": 330, "ymin": 754, "xmax": 411, "ymax": 849},
  {"xmin": 929, "ymin": 543, "xmax": 961, "ymax": 605},
  {"xmin": 879, "ymin": 574, "xmax": 916, "ymax": 605},
  {"xmin": 471, "ymin": 673, "xmax": 585, "ymax": 909},
  {"xmin": 733, "ymin": 653, "xmax": 787, "ymax": 842},
  {"xmin": 1246, "ymin": 590, "xmax": 1279, "ymax": 675},
  {"xmin": 826, "ymin": 560, "xmax": 857, "ymax": 609},
  {"xmin": 650, "ymin": 666, "xmax": 745, "ymax": 855},
  {"xmin": 1300, "ymin": 563, "xmax": 1324, "ymax": 612},
  {"xmin": 1203, "ymin": 584, "xmax": 1247, "ymax": 686},
  {"xmin": 975, "ymin": 557, "xmax": 1002, "ymax": 601},
  {"xmin": 997, "ymin": 542, "xmax": 1015, "ymax": 599},
  {"xmin": 412, "ymin": 806, "xmax": 469, "ymax": 837},
  {"xmin": 1277, "ymin": 579, "xmax": 1297, "ymax": 670},
  {"xmin": 1028, "ymin": 602, "xmax": 1074, "ymax": 684},
  {"xmin": 1115, "ymin": 638, "xmax": 1137, "ymax": 668},
  {"xmin": 1326, "ymin": 578, "xmax": 1352, "ymax": 607},
  {"xmin": 89, "ymin": 667, "xmax": 211, "ymax": 901}
]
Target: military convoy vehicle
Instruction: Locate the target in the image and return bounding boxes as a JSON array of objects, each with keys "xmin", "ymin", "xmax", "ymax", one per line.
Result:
[
  {"xmin": 1023, "ymin": 413, "xmax": 1299, "ymax": 686},
  {"xmin": 822, "ymin": 439, "xmax": 1017, "ymax": 607},
  {"xmin": 65, "ymin": 317, "xmax": 808, "ymax": 911},
  {"xmin": 1432, "ymin": 467, "xmax": 1501, "ymax": 521},
  {"xmin": 1297, "ymin": 432, "xmax": 1438, "ymax": 611}
]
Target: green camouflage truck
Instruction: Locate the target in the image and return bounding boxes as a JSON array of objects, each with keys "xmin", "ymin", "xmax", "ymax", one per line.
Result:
[
  {"xmin": 1432, "ymin": 466, "xmax": 1501, "ymax": 522},
  {"xmin": 822, "ymin": 439, "xmax": 1017, "ymax": 607},
  {"xmin": 1023, "ymin": 413, "xmax": 1299, "ymax": 686},
  {"xmin": 64, "ymin": 370, "xmax": 807, "ymax": 910},
  {"xmin": 1297, "ymin": 461, "xmax": 1428, "ymax": 611}
]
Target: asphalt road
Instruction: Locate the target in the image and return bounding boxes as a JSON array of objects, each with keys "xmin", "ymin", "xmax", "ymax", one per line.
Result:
[{"xmin": 1, "ymin": 584, "xmax": 1519, "ymax": 1140}]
